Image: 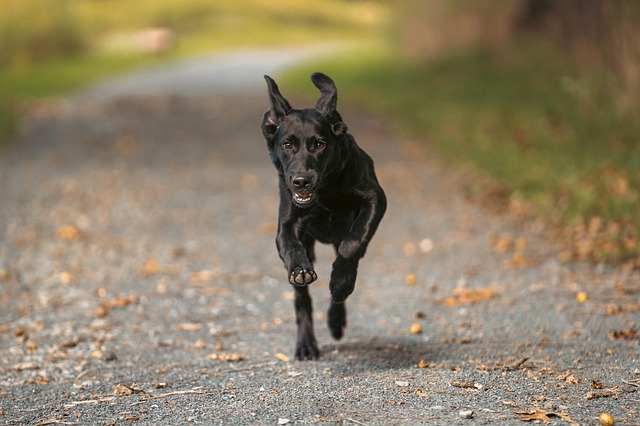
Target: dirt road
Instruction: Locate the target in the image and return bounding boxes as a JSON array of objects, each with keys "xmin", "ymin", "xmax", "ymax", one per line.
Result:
[{"xmin": 1, "ymin": 48, "xmax": 638, "ymax": 425}]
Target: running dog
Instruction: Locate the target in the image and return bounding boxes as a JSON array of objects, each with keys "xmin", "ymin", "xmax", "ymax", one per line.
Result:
[{"xmin": 261, "ymin": 72, "xmax": 386, "ymax": 359}]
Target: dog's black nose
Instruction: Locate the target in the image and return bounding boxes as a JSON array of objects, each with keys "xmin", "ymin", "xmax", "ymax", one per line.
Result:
[{"xmin": 291, "ymin": 175, "xmax": 312, "ymax": 189}]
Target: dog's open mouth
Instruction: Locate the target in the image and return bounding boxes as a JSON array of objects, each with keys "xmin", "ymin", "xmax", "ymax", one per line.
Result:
[{"xmin": 292, "ymin": 191, "xmax": 316, "ymax": 206}]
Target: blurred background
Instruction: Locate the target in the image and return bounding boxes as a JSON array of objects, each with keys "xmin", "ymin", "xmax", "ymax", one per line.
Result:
[{"xmin": 1, "ymin": 0, "xmax": 638, "ymax": 265}]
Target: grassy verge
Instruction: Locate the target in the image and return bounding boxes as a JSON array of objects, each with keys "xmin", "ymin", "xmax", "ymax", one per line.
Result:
[
  {"xmin": 0, "ymin": 0, "xmax": 386, "ymax": 147},
  {"xmin": 282, "ymin": 45, "xmax": 640, "ymax": 265}
]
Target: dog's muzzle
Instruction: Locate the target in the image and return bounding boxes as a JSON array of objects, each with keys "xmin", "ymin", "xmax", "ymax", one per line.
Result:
[{"xmin": 290, "ymin": 173, "xmax": 317, "ymax": 207}]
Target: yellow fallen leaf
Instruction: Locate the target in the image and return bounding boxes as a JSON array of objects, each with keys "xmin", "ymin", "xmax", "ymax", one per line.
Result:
[
  {"xmin": 418, "ymin": 359, "xmax": 428, "ymax": 368},
  {"xmin": 405, "ymin": 274, "xmax": 417, "ymax": 286},
  {"xmin": 410, "ymin": 322, "xmax": 422, "ymax": 334},
  {"xmin": 143, "ymin": 260, "xmax": 158, "ymax": 275},
  {"xmin": 576, "ymin": 291, "xmax": 588, "ymax": 303},
  {"xmin": 59, "ymin": 271, "xmax": 73, "ymax": 285},
  {"xmin": 58, "ymin": 225, "xmax": 80, "ymax": 241},
  {"xmin": 208, "ymin": 353, "xmax": 247, "ymax": 362},
  {"xmin": 275, "ymin": 353, "xmax": 290, "ymax": 362}
]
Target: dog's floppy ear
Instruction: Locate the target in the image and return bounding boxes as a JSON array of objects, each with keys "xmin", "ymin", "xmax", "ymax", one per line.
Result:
[
  {"xmin": 312, "ymin": 72, "xmax": 337, "ymax": 116},
  {"xmin": 311, "ymin": 72, "xmax": 347, "ymax": 136},
  {"xmin": 262, "ymin": 75, "xmax": 291, "ymax": 140}
]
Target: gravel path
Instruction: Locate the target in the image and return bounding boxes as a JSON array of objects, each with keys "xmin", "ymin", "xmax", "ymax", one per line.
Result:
[{"xmin": 1, "ymin": 48, "xmax": 638, "ymax": 425}]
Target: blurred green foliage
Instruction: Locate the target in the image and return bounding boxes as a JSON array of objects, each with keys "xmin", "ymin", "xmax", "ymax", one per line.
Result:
[
  {"xmin": 283, "ymin": 44, "xmax": 640, "ymax": 263},
  {"xmin": 0, "ymin": 0, "xmax": 386, "ymax": 147}
]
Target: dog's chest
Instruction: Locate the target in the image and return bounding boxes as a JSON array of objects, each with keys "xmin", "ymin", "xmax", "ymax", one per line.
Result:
[{"xmin": 303, "ymin": 200, "xmax": 358, "ymax": 244}]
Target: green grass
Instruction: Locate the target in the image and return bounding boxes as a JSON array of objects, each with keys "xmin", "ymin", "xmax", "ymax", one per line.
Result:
[
  {"xmin": 282, "ymin": 45, "xmax": 640, "ymax": 263},
  {"xmin": 0, "ymin": 0, "xmax": 387, "ymax": 147}
]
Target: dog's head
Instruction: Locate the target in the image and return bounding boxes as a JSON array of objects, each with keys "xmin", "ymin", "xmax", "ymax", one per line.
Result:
[{"xmin": 261, "ymin": 73, "xmax": 349, "ymax": 208}]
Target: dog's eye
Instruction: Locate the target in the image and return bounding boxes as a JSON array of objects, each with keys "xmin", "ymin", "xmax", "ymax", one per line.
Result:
[
  {"xmin": 282, "ymin": 141, "xmax": 293, "ymax": 150},
  {"xmin": 315, "ymin": 141, "xmax": 326, "ymax": 150}
]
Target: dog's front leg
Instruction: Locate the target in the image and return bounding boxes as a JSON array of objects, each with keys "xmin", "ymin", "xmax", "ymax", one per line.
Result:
[
  {"xmin": 276, "ymin": 216, "xmax": 317, "ymax": 287},
  {"xmin": 294, "ymin": 285, "xmax": 319, "ymax": 359},
  {"xmin": 329, "ymin": 188, "xmax": 386, "ymax": 303}
]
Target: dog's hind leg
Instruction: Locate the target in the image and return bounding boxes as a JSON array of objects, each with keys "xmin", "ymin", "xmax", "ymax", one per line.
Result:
[
  {"xmin": 327, "ymin": 301, "xmax": 346, "ymax": 340},
  {"xmin": 294, "ymin": 285, "xmax": 319, "ymax": 359}
]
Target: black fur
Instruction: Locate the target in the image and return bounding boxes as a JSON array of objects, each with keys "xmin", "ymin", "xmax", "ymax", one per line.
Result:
[{"xmin": 261, "ymin": 72, "xmax": 386, "ymax": 360}]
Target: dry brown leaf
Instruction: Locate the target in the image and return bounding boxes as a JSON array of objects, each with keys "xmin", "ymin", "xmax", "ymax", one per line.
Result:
[
  {"xmin": 556, "ymin": 371, "xmax": 581, "ymax": 384},
  {"xmin": 516, "ymin": 408, "xmax": 578, "ymax": 425},
  {"xmin": 586, "ymin": 387, "xmax": 621, "ymax": 400},
  {"xmin": 113, "ymin": 383, "xmax": 143, "ymax": 396},
  {"xmin": 57, "ymin": 225, "xmax": 80, "ymax": 241},
  {"xmin": 609, "ymin": 328, "xmax": 639, "ymax": 340},
  {"xmin": 141, "ymin": 260, "xmax": 159, "ymax": 276},
  {"xmin": 102, "ymin": 295, "xmax": 137, "ymax": 309},
  {"xmin": 208, "ymin": 353, "xmax": 247, "ymax": 362},
  {"xmin": 434, "ymin": 287, "xmax": 499, "ymax": 306},
  {"xmin": 450, "ymin": 381, "xmax": 483, "ymax": 390},
  {"xmin": 494, "ymin": 235, "xmax": 512, "ymax": 253}
]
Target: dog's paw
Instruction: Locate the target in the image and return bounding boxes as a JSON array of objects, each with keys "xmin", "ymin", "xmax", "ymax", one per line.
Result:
[
  {"xmin": 327, "ymin": 303, "xmax": 347, "ymax": 340},
  {"xmin": 295, "ymin": 334, "xmax": 319, "ymax": 360},
  {"xmin": 289, "ymin": 266, "xmax": 317, "ymax": 286}
]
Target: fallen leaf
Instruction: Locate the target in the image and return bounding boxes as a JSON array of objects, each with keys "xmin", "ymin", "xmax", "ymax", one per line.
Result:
[
  {"xmin": 275, "ymin": 353, "xmax": 290, "ymax": 362},
  {"xmin": 405, "ymin": 274, "xmax": 417, "ymax": 286},
  {"xmin": 434, "ymin": 287, "xmax": 499, "ymax": 306},
  {"xmin": 418, "ymin": 359, "xmax": 428, "ymax": 369},
  {"xmin": 576, "ymin": 291, "xmax": 588, "ymax": 303},
  {"xmin": 208, "ymin": 353, "xmax": 247, "ymax": 362},
  {"xmin": 586, "ymin": 387, "xmax": 621, "ymax": 399},
  {"xmin": 189, "ymin": 269, "xmax": 218, "ymax": 284},
  {"xmin": 516, "ymin": 408, "xmax": 578, "ymax": 425},
  {"xmin": 57, "ymin": 225, "xmax": 80, "ymax": 241},
  {"xmin": 174, "ymin": 323, "xmax": 202, "ymax": 331},
  {"xmin": 556, "ymin": 371, "xmax": 581, "ymax": 384},
  {"xmin": 450, "ymin": 381, "xmax": 483, "ymax": 390},
  {"xmin": 141, "ymin": 260, "xmax": 159, "ymax": 276},
  {"xmin": 409, "ymin": 322, "xmax": 422, "ymax": 334},
  {"xmin": 102, "ymin": 295, "xmax": 137, "ymax": 309},
  {"xmin": 59, "ymin": 271, "xmax": 73, "ymax": 285},
  {"xmin": 113, "ymin": 383, "xmax": 143, "ymax": 395},
  {"xmin": 609, "ymin": 328, "xmax": 639, "ymax": 340},
  {"xmin": 494, "ymin": 235, "xmax": 512, "ymax": 253}
]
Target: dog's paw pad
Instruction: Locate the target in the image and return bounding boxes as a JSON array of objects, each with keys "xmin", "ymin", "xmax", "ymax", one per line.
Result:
[{"xmin": 289, "ymin": 267, "xmax": 317, "ymax": 286}]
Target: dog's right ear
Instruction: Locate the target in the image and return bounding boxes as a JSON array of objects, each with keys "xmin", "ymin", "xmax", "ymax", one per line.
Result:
[{"xmin": 262, "ymin": 75, "xmax": 292, "ymax": 140}]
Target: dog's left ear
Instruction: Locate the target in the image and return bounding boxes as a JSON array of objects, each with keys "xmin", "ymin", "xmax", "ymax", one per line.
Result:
[
  {"xmin": 311, "ymin": 72, "xmax": 347, "ymax": 136},
  {"xmin": 262, "ymin": 75, "xmax": 292, "ymax": 141}
]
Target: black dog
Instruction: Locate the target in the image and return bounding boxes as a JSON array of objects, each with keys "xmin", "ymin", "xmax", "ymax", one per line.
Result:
[{"xmin": 261, "ymin": 72, "xmax": 386, "ymax": 360}]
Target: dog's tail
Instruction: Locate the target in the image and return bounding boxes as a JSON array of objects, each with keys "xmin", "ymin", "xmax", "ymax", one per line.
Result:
[{"xmin": 311, "ymin": 72, "xmax": 337, "ymax": 116}]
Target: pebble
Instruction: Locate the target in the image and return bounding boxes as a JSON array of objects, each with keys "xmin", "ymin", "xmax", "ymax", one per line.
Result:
[{"xmin": 459, "ymin": 410, "xmax": 474, "ymax": 419}]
